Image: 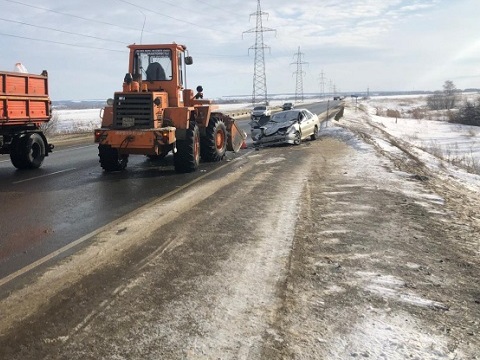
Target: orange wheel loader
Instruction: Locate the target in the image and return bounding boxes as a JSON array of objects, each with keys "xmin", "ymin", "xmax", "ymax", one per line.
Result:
[{"xmin": 94, "ymin": 43, "xmax": 246, "ymax": 173}]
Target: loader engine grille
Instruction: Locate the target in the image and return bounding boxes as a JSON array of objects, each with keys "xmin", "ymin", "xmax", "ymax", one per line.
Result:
[{"xmin": 114, "ymin": 93, "xmax": 153, "ymax": 129}]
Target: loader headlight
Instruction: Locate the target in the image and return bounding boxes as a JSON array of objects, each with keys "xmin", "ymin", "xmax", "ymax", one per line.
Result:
[
  {"xmin": 153, "ymin": 97, "xmax": 161, "ymax": 106},
  {"xmin": 106, "ymin": 98, "xmax": 114, "ymax": 106}
]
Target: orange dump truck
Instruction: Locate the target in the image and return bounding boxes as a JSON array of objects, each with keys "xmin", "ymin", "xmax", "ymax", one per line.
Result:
[
  {"xmin": 0, "ymin": 70, "xmax": 53, "ymax": 169},
  {"xmin": 94, "ymin": 43, "xmax": 246, "ymax": 173}
]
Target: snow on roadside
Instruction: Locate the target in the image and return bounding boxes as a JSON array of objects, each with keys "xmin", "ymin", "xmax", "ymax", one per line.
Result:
[
  {"xmin": 341, "ymin": 95, "xmax": 480, "ymax": 193},
  {"xmin": 52, "ymin": 109, "xmax": 101, "ymax": 133}
]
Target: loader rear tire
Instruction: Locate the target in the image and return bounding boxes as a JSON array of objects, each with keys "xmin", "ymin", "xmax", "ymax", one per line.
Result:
[
  {"xmin": 10, "ymin": 133, "xmax": 46, "ymax": 169},
  {"xmin": 174, "ymin": 121, "xmax": 200, "ymax": 173},
  {"xmin": 200, "ymin": 117, "xmax": 227, "ymax": 162},
  {"xmin": 99, "ymin": 145, "xmax": 128, "ymax": 172}
]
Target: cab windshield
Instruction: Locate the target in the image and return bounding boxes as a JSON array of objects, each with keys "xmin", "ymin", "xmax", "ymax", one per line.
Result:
[{"xmin": 133, "ymin": 49, "xmax": 173, "ymax": 81}]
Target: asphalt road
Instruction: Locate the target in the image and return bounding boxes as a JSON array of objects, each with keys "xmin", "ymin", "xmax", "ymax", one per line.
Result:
[{"xmin": 0, "ymin": 100, "xmax": 339, "ymax": 289}]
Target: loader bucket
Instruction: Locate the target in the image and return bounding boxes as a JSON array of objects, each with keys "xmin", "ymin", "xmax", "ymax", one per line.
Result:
[{"xmin": 226, "ymin": 118, "xmax": 246, "ymax": 152}]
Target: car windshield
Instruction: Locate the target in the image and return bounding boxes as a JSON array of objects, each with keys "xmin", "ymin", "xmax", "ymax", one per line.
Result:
[
  {"xmin": 270, "ymin": 111, "xmax": 298, "ymax": 123},
  {"xmin": 253, "ymin": 106, "xmax": 266, "ymax": 111}
]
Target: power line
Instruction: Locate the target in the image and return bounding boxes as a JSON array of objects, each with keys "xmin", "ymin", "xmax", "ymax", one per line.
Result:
[
  {"xmin": 0, "ymin": 17, "xmax": 126, "ymax": 45},
  {"xmin": 0, "ymin": 32, "xmax": 125, "ymax": 53},
  {"xmin": 196, "ymin": 0, "xmax": 240, "ymax": 17},
  {"xmin": 0, "ymin": 0, "xmax": 243, "ymax": 55},
  {"xmin": 1, "ymin": 0, "xmax": 173, "ymax": 38},
  {"xmin": 117, "ymin": 0, "xmax": 218, "ymax": 32},
  {"xmin": 3, "ymin": 0, "xmax": 141, "ymax": 33},
  {"xmin": 0, "ymin": 0, "xmax": 223, "ymax": 48}
]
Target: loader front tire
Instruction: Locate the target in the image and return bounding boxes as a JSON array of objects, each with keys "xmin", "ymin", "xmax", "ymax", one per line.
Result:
[
  {"xmin": 201, "ymin": 117, "xmax": 227, "ymax": 162},
  {"xmin": 174, "ymin": 121, "xmax": 200, "ymax": 173},
  {"xmin": 99, "ymin": 145, "xmax": 128, "ymax": 172}
]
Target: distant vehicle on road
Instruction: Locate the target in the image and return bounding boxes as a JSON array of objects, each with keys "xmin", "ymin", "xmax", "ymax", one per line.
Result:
[
  {"xmin": 250, "ymin": 105, "xmax": 271, "ymax": 120},
  {"xmin": 282, "ymin": 102, "xmax": 294, "ymax": 110},
  {"xmin": 251, "ymin": 109, "xmax": 320, "ymax": 147}
]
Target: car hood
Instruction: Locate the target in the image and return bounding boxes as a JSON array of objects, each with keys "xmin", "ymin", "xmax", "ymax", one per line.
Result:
[{"xmin": 261, "ymin": 120, "xmax": 297, "ymax": 136}]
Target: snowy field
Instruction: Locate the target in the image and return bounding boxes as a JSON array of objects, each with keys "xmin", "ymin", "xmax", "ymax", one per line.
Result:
[
  {"xmin": 369, "ymin": 94, "xmax": 479, "ymax": 170},
  {"xmin": 50, "ymin": 99, "xmax": 307, "ymax": 134},
  {"xmin": 339, "ymin": 93, "xmax": 480, "ymax": 193}
]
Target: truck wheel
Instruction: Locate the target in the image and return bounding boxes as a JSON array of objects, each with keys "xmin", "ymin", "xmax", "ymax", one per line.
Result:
[
  {"xmin": 200, "ymin": 117, "xmax": 227, "ymax": 162},
  {"xmin": 10, "ymin": 133, "xmax": 46, "ymax": 169},
  {"xmin": 98, "ymin": 145, "xmax": 128, "ymax": 171},
  {"xmin": 174, "ymin": 121, "xmax": 200, "ymax": 173},
  {"xmin": 10, "ymin": 136, "xmax": 27, "ymax": 169}
]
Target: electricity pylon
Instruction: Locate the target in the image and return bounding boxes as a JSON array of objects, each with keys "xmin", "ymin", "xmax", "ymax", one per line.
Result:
[
  {"xmin": 291, "ymin": 46, "xmax": 308, "ymax": 102},
  {"xmin": 243, "ymin": 0, "xmax": 276, "ymax": 105},
  {"xmin": 318, "ymin": 70, "xmax": 326, "ymax": 100}
]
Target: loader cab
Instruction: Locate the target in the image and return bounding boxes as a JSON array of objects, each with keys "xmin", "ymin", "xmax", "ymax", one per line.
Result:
[{"xmin": 128, "ymin": 44, "xmax": 191, "ymax": 107}]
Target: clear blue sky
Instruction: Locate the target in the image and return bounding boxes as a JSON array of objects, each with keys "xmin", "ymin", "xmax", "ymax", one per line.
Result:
[{"xmin": 1, "ymin": 0, "xmax": 478, "ymax": 100}]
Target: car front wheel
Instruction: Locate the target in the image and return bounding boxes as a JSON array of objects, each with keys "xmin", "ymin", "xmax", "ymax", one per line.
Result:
[
  {"xmin": 310, "ymin": 125, "xmax": 319, "ymax": 140},
  {"xmin": 293, "ymin": 131, "xmax": 301, "ymax": 145}
]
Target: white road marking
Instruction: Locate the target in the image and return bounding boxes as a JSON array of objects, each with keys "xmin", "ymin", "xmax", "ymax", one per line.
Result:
[
  {"xmin": 12, "ymin": 168, "xmax": 77, "ymax": 184},
  {"xmin": 0, "ymin": 150, "xmax": 255, "ymax": 288}
]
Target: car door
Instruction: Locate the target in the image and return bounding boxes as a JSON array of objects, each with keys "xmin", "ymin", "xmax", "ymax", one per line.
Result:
[{"xmin": 299, "ymin": 110, "xmax": 313, "ymax": 138}]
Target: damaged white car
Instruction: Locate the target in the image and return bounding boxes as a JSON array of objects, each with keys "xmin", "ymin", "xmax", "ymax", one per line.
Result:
[{"xmin": 251, "ymin": 109, "xmax": 320, "ymax": 147}]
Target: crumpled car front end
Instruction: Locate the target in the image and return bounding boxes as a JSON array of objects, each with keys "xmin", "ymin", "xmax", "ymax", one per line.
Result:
[{"xmin": 252, "ymin": 121, "xmax": 299, "ymax": 146}]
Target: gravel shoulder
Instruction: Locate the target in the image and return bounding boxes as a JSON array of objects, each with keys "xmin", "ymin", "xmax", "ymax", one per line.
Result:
[{"xmin": 1, "ymin": 106, "xmax": 479, "ymax": 359}]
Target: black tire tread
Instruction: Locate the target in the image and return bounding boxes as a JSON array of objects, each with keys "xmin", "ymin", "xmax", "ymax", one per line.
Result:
[
  {"xmin": 200, "ymin": 117, "xmax": 227, "ymax": 162},
  {"xmin": 174, "ymin": 122, "xmax": 200, "ymax": 173},
  {"xmin": 10, "ymin": 133, "xmax": 46, "ymax": 169},
  {"xmin": 99, "ymin": 145, "xmax": 128, "ymax": 171}
]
